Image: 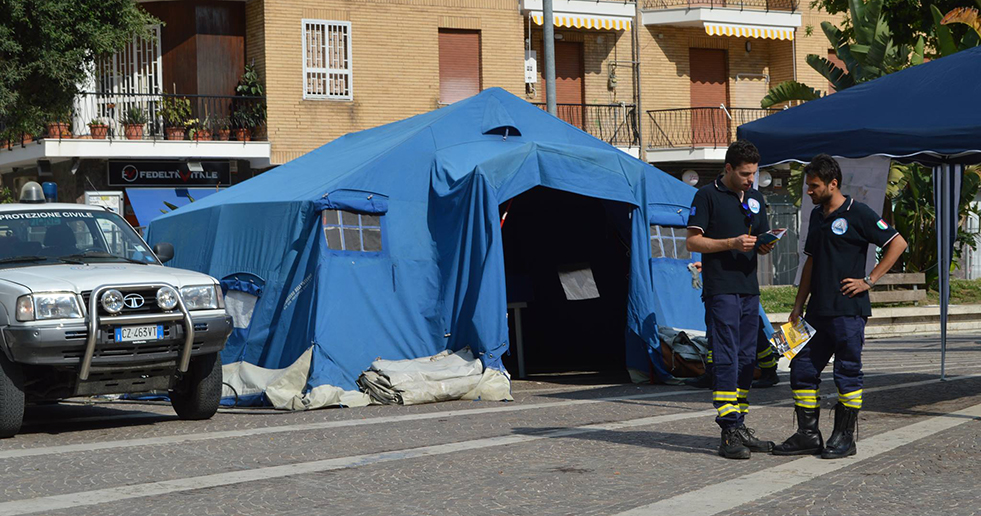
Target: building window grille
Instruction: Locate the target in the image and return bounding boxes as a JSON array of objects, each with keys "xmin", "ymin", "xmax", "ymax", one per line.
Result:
[{"xmin": 303, "ymin": 20, "xmax": 353, "ymax": 100}]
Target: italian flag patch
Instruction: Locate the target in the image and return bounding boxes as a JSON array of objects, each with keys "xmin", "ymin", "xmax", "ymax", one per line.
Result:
[{"xmin": 877, "ymin": 219, "xmax": 888, "ymax": 230}]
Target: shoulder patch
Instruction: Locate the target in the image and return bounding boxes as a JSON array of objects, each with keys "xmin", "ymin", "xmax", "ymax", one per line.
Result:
[
  {"xmin": 690, "ymin": 206, "xmax": 696, "ymax": 216},
  {"xmin": 876, "ymin": 219, "xmax": 888, "ymax": 230}
]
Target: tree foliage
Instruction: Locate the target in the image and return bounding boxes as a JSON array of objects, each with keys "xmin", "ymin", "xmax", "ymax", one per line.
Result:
[
  {"xmin": 0, "ymin": 0, "xmax": 156, "ymax": 138},
  {"xmin": 888, "ymin": 164, "xmax": 981, "ymax": 284},
  {"xmin": 762, "ymin": 0, "xmax": 925, "ymax": 107},
  {"xmin": 812, "ymin": 0, "xmax": 980, "ymax": 52}
]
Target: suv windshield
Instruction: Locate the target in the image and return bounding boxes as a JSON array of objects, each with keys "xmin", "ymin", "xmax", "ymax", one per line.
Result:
[{"xmin": 0, "ymin": 209, "xmax": 159, "ymax": 268}]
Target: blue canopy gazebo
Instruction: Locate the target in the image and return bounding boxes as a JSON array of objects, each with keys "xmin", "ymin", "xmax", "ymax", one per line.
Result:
[{"xmin": 738, "ymin": 46, "xmax": 981, "ymax": 378}]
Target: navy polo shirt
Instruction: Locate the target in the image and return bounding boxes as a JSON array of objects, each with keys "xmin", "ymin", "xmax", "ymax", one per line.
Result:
[
  {"xmin": 688, "ymin": 175, "xmax": 770, "ymax": 297},
  {"xmin": 804, "ymin": 196, "xmax": 899, "ymax": 317}
]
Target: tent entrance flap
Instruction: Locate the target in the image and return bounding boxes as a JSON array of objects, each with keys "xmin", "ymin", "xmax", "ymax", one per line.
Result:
[{"xmin": 500, "ymin": 187, "xmax": 632, "ymax": 379}]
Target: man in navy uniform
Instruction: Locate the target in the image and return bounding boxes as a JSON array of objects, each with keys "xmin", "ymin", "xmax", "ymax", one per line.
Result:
[
  {"xmin": 773, "ymin": 154, "xmax": 907, "ymax": 459},
  {"xmin": 686, "ymin": 140, "xmax": 776, "ymax": 459}
]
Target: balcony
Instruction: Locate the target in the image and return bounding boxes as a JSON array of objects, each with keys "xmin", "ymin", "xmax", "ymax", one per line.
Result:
[
  {"xmin": 0, "ymin": 93, "xmax": 271, "ymax": 173},
  {"xmin": 646, "ymin": 106, "xmax": 777, "ymax": 162},
  {"xmin": 534, "ymin": 102, "xmax": 640, "ymax": 150},
  {"xmin": 641, "ymin": 0, "xmax": 800, "ymax": 38},
  {"xmin": 521, "ymin": 0, "xmax": 636, "ymax": 31}
]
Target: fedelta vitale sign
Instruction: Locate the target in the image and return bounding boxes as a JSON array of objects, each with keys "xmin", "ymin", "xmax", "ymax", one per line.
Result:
[{"xmin": 108, "ymin": 161, "xmax": 231, "ymax": 187}]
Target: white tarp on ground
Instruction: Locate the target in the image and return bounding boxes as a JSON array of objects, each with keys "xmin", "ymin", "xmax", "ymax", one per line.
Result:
[
  {"xmin": 223, "ymin": 346, "xmax": 512, "ymax": 410},
  {"xmin": 222, "ymin": 348, "xmax": 372, "ymax": 410},
  {"xmin": 358, "ymin": 347, "xmax": 513, "ymax": 405}
]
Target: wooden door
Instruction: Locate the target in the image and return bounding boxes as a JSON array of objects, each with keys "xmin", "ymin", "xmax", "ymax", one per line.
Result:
[
  {"xmin": 439, "ymin": 29, "xmax": 481, "ymax": 104},
  {"xmin": 689, "ymin": 48, "xmax": 729, "ymax": 147}
]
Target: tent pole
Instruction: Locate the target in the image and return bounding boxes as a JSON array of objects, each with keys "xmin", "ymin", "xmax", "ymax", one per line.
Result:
[{"xmin": 937, "ymin": 163, "xmax": 950, "ymax": 381}]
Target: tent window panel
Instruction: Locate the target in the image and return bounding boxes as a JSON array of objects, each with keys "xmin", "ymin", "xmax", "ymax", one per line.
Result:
[
  {"xmin": 650, "ymin": 225, "xmax": 690, "ymax": 259},
  {"xmin": 324, "ymin": 226, "xmax": 343, "ymax": 250},
  {"xmin": 363, "ymin": 228, "xmax": 382, "ymax": 251},
  {"xmin": 341, "ymin": 211, "xmax": 360, "ymax": 226},
  {"xmin": 342, "ymin": 228, "xmax": 362, "ymax": 251},
  {"xmin": 321, "ymin": 209, "xmax": 384, "ymax": 254}
]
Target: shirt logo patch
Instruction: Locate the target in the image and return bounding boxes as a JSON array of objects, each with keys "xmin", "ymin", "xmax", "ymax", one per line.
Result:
[
  {"xmin": 690, "ymin": 206, "xmax": 696, "ymax": 216},
  {"xmin": 876, "ymin": 219, "xmax": 888, "ymax": 230},
  {"xmin": 747, "ymin": 198, "xmax": 761, "ymax": 214},
  {"xmin": 832, "ymin": 218, "xmax": 848, "ymax": 235}
]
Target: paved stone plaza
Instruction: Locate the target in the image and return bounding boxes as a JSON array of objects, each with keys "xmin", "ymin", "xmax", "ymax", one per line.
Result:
[{"xmin": 1, "ymin": 333, "xmax": 979, "ymax": 516}]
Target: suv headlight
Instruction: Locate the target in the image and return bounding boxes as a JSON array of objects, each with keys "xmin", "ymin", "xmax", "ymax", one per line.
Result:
[
  {"xmin": 180, "ymin": 285, "xmax": 219, "ymax": 310},
  {"xmin": 16, "ymin": 293, "xmax": 83, "ymax": 322}
]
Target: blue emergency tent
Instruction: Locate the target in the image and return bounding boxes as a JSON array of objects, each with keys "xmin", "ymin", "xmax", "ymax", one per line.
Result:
[{"xmin": 146, "ymin": 88, "xmax": 704, "ymax": 407}]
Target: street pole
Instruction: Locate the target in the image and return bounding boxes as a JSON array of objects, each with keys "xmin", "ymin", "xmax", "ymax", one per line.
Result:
[{"xmin": 543, "ymin": 0, "xmax": 557, "ymax": 116}]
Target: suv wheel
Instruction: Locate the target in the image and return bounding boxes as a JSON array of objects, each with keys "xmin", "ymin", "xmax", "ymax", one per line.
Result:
[
  {"xmin": 169, "ymin": 352, "xmax": 222, "ymax": 420},
  {"xmin": 0, "ymin": 352, "xmax": 25, "ymax": 438}
]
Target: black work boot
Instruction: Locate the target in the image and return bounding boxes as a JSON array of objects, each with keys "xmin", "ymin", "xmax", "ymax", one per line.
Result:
[
  {"xmin": 683, "ymin": 372, "xmax": 713, "ymax": 389},
  {"xmin": 752, "ymin": 367, "xmax": 779, "ymax": 388},
  {"xmin": 773, "ymin": 406, "xmax": 824, "ymax": 455},
  {"xmin": 821, "ymin": 403, "xmax": 858, "ymax": 459},
  {"xmin": 719, "ymin": 427, "xmax": 751, "ymax": 459},
  {"xmin": 735, "ymin": 424, "xmax": 774, "ymax": 453}
]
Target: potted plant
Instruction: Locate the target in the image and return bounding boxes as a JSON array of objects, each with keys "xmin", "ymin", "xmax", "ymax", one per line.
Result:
[
  {"xmin": 191, "ymin": 116, "xmax": 213, "ymax": 141},
  {"xmin": 122, "ymin": 106, "xmax": 147, "ymax": 140},
  {"xmin": 88, "ymin": 118, "xmax": 109, "ymax": 139},
  {"xmin": 230, "ymin": 63, "xmax": 266, "ymax": 141},
  {"xmin": 46, "ymin": 107, "xmax": 73, "ymax": 139},
  {"xmin": 159, "ymin": 96, "xmax": 192, "ymax": 140},
  {"xmin": 214, "ymin": 115, "xmax": 231, "ymax": 141},
  {"xmin": 231, "ymin": 110, "xmax": 253, "ymax": 141}
]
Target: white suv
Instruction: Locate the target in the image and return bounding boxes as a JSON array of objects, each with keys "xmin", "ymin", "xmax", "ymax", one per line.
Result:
[{"xmin": 0, "ymin": 197, "xmax": 232, "ymax": 437}]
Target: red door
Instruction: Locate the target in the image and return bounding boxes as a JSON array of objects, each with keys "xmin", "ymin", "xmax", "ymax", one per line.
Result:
[
  {"xmin": 689, "ymin": 48, "xmax": 729, "ymax": 147},
  {"xmin": 547, "ymin": 41, "xmax": 584, "ymax": 128}
]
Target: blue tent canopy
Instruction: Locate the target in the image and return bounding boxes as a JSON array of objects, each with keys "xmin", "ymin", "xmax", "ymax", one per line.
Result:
[
  {"xmin": 147, "ymin": 88, "xmax": 700, "ymax": 405},
  {"xmin": 738, "ymin": 46, "xmax": 981, "ymax": 166},
  {"xmin": 738, "ymin": 47, "xmax": 981, "ymax": 378},
  {"xmin": 126, "ymin": 187, "xmax": 222, "ymax": 227}
]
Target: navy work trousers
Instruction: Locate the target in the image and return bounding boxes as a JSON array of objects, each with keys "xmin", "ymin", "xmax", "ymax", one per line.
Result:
[
  {"xmin": 705, "ymin": 293, "xmax": 759, "ymax": 429},
  {"xmin": 790, "ymin": 315, "xmax": 866, "ymax": 411}
]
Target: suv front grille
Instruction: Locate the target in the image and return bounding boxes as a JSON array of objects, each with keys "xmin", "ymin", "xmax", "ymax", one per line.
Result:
[{"xmin": 82, "ymin": 288, "xmax": 164, "ymax": 316}]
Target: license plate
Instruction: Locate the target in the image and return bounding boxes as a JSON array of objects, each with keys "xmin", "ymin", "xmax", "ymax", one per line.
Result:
[{"xmin": 114, "ymin": 325, "xmax": 163, "ymax": 342}]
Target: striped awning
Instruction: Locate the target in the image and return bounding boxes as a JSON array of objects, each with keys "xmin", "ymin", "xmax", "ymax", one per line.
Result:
[
  {"xmin": 532, "ymin": 14, "xmax": 632, "ymax": 31},
  {"xmin": 704, "ymin": 23, "xmax": 794, "ymax": 40}
]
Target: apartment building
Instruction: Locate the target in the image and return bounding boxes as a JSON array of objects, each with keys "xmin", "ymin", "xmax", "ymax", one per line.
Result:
[
  {"xmin": 0, "ymin": 1, "xmax": 270, "ymax": 228},
  {"xmin": 0, "ymin": 0, "xmax": 838, "ymax": 235}
]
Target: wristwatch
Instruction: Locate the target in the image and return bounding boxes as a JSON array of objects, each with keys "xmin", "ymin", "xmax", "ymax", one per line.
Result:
[{"xmin": 863, "ymin": 275, "xmax": 875, "ymax": 287}]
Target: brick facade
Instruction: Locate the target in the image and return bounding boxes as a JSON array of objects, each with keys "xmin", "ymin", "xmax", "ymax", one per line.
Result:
[
  {"xmin": 248, "ymin": 0, "xmax": 525, "ymax": 165},
  {"xmin": 244, "ymin": 0, "xmax": 842, "ymax": 165}
]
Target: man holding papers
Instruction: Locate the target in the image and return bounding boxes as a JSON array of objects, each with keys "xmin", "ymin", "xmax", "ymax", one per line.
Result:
[
  {"xmin": 773, "ymin": 154, "xmax": 907, "ymax": 459},
  {"xmin": 686, "ymin": 140, "xmax": 777, "ymax": 459}
]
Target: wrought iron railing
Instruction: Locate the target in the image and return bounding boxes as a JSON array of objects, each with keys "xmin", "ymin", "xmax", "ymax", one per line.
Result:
[
  {"xmin": 642, "ymin": 0, "xmax": 797, "ymax": 11},
  {"xmin": 10, "ymin": 92, "xmax": 268, "ymax": 142},
  {"xmin": 647, "ymin": 107, "xmax": 777, "ymax": 149},
  {"xmin": 533, "ymin": 102, "xmax": 640, "ymax": 147}
]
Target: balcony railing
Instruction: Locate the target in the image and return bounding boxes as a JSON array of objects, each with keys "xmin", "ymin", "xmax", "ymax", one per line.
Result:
[
  {"xmin": 533, "ymin": 102, "xmax": 640, "ymax": 147},
  {"xmin": 642, "ymin": 0, "xmax": 798, "ymax": 11},
  {"xmin": 0, "ymin": 92, "xmax": 267, "ymax": 144},
  {"xmin": 647, "ymin": 106, "xmax": 778, "ymax": 149}
]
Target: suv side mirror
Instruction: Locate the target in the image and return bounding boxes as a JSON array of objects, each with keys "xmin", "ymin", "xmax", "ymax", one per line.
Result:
[{"xmin": 153, "ymin": 243, "xmax": 175, "ymax": 263}]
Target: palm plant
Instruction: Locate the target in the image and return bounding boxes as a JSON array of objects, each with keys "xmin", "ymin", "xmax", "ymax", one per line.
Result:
[{"xmin": 761, "ymin": 0, "xmax": 924, "ymax": 108}]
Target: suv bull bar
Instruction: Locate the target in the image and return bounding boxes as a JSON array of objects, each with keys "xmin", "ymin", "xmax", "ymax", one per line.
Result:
[{"xmin": 80, "ymin": 283, "xmax": 196, "ymax": 380}]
